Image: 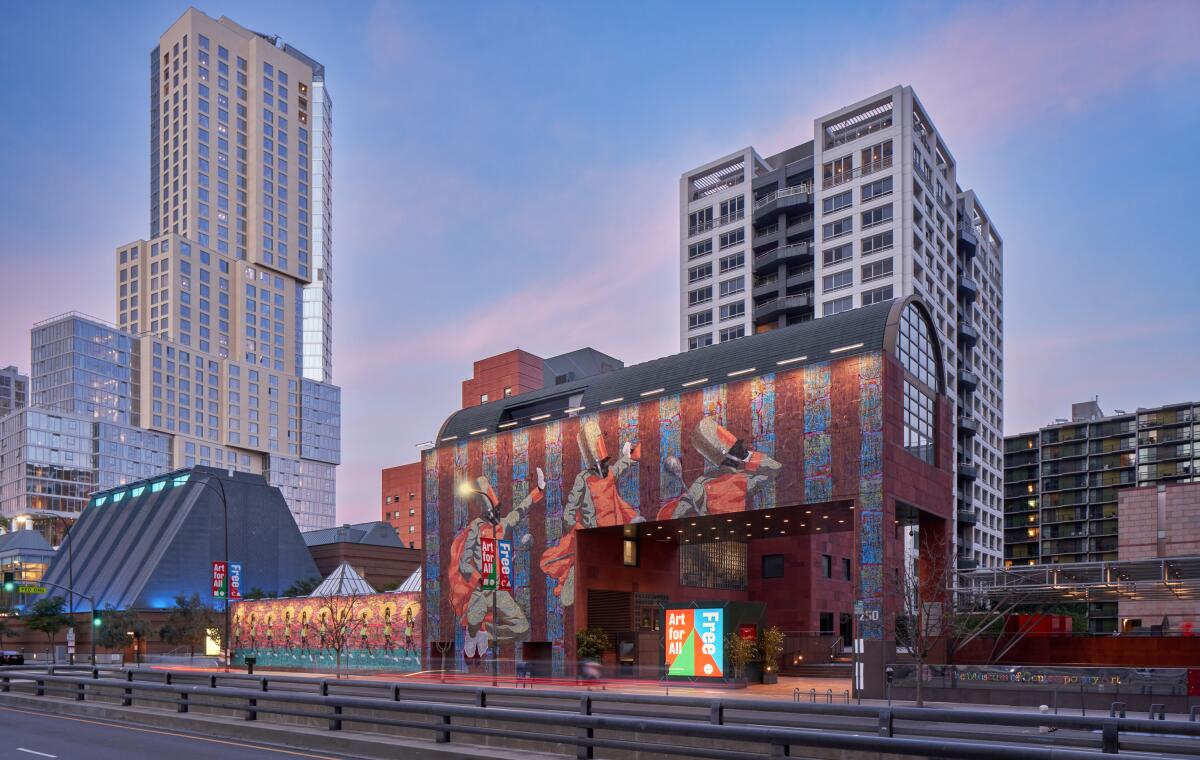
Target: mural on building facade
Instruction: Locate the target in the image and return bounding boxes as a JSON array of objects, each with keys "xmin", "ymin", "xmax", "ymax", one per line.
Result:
[
  {"xmin": 231, "ymin": 592, "xmax": 422, "ymax": 671},
  {"xmin": 425, "ymin": 352, "xmax": 914, "ymax": 675}
]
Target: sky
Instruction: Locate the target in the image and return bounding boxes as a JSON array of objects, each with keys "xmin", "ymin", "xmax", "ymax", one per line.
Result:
[{"xmin": 0, "ymin": 1, "xmax": 1198, "ymax": 523}]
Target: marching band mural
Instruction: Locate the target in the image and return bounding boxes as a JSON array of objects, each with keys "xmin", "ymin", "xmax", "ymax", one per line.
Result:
[
  {"xmin": 231, "ymin": 592, "xmax": 422, "ymax": 671},
  {"xmin": 425, "ymin": 351, "xmax": 906, "ymax": 676}
]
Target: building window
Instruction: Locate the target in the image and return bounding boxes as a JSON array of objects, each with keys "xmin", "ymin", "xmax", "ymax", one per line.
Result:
[
  {"xmin": 819, "ymin": 612, "xmax": 834, "ymax": 635},
  {"xmin": 822, "ymin": 155, "xmax": 852, "ymax": 188},
  {"xmin": 762, "ymin": 554, "xmax": 784, "ymax": 579},
  {"xmin": 504, "ymin": 387, "xmax": 513, "ymax": 397},
  {"xmin": 408, "ymin": 525, "xmax": 416, "ymax": 533},
  {"xmin": 688, "ymin": 334, "xmax": 713, "ymax": 350},
  {"xmin": 823, "ymin": 296, "xmax": 853, "ymax": 316},
  {"xmin": 623, "ymin": 536, "xmax": 639, "ymax": 567},
  {"xmin": 822, "ymin": 269, "xmax": 853, "ymax": 293},
  {"xmin": 719, "ymin": 251, "xmax": 744, "ymax": 273},
  {"xmin": 861, "ymin": 203, "xmax": 893, "ymax": 230},
  {"xmin": 822, "ymin": 190, "xmax": 852, "ymax": 215},
  {"xmin": 861, "ymin": 258, "xmax": 893, "ymax": 283},
  {"xmin": 688, "ymin": 285, "xmax": 713, "ymax": 306},
  {"xmin": 861, "ymin": 176, "xmax": 893, "ymax": 202},
  {"xmin": 719, "ymin": 302, "xmax": 745, "ymax": 322},
  {"xmin": 688, "ymin": 310, "xmax": 713, "ymax": 330},
  {"xmin": 719, "ymin": 196, "xmax": 744, "ymax": 221},
  {"xmin": 680, "ymin": 540, "xmax": 747, "ymax": 590},
  {"xmin": 822, "ymin": 244, "xmax": 852, "ymax": 267},
  {"xmin": 688, "ymin": 263, "xmax": 712, "ymax": 283},
  {"xmin": 897, "ymin": 302, "xmax": 939, "ymax": 391},
  {"xmin": 688, "ymin": 239, "xmax": 712, "ymax": 260},
  {"xmin": 718, "ymin": 228, "xmax": 745, "ymax": 249},
  {"xmin": 688, "ymin": 207, "xmax": 713, "ymax": 235},
  {"xmin": 860, "ymin": 139, "xmax": 893, "ymax": 174},
  {"xmin": 842, "ymin": 557, "xmax": 852, "ymax": 580},
  {"xmin": 862, "ymin": 285, "xmax": 893, "ymax": 306},
  {"xmin": 480, "ymin": 393, "xmax": 489, "ymax": 403},
  {"xmin": 862, "ymin": 230, "xmax": 894, "ymax": 256},
  {"xmin": 409, "ymin": 508, "xmax": 416, "ymax": 516},
  {"xmin": 822, "ymin": 216, "xmax": 852, "ymax": 241},
  {"xmin": 719, "ymin": 325, "xmax": 744, "ymax": 342},
  {"xmin": 821, "ymin": 554, "xmax": 832, "ymax": 578},
  {"xmin": 904, "ymin": 379, "xmax": 936, "ymax": 465},
  {"xmin": 718, "ymin": 276, "xmax": 745, "ymax": 298}
]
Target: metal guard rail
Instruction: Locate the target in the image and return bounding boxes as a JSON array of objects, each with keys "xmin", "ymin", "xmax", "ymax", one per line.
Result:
[
  {"xmin": 2, "ymin": 667, "xmax": 1199, "ymax": 757},
  {"xmin": 0, "ymin": 669, "xmax": 1133, "ymax": 760}
]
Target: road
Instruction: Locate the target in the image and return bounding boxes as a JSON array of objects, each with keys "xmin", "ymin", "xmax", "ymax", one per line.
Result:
[{"xmin": 0, "ymin": 705, "xmax": 352, "ymax": 760}]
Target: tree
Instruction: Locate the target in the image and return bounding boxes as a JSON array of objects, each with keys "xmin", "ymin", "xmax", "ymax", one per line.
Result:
[
  {"xmin": 724, "ymin": 633, "xmax": 757, "ymax": 681},
  {"xmin": 159, "ymin": 594, "xmax": 220, "ymax": 662},
  {"xmin": 759, "ymin": 626, "xmax": 786, "ymax": 680},
  {"xmin": 95, "ymin": 607, "xmax": 147, "ymax": 659},
  {"xmin": 283, "ymin": 576, "xmax": 322, "ymax": 598},
  {"xmin": 318, "ymin": 593, "xmax": 366, "ymax": 677},
  {"xmin": 26, "ymin": 597, "xmax": 69, "ymax": 662},
  {"xmin": 243, "ymin": 587, "xmax": 270, "ymax": 600},
  {"xmin": 574, "ymin": 627, "xmax": 610, "ymax": 662},
  {"xmin": 891, "ymin": 527, "xmax": 957, "ymax": 707}
]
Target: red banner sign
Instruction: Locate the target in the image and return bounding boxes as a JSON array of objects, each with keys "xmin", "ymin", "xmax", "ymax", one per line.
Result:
[
  {"xmin": 212, "ymin": 561, "xmax": 228, "ymax": 598},
  {"xmin": 480, "ymin": 537, "xmax": 497, "ymax": 590}
]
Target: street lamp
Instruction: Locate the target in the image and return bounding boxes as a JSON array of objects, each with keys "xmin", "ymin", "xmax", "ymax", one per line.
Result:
[
  {"xmin": 184, "ymin": 470, "xmax": 235, "ymax": 672},
  {"xmin": 457, "ymin": 479, "xmax": 501, "ymax": 686},
  {"xmin": 16, "ymin": 511, "xmax": 85, "ymax": 666}
]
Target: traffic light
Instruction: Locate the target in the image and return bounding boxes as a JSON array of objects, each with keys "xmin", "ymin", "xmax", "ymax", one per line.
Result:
[
  {"xmin": 2, "ymin": 572, "xmax": 13, "ymax": 593},
  {"xmin": 92, "ymin": 614, "xmax": 102, "ymax": 628}
]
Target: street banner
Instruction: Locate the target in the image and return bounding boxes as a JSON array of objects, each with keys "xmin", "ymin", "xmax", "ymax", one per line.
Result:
[
  {"xmin": 665, "ymin": 607, "xmax": 724, "ymax": 677},
  {"xmin": 480, "ymin": 537, "xmax": 497, "ymax": 590},
  {"xmin": 497, "ymin": 539, "xmax": 513, "ymax": 591},
  {"xmin": 212, "ymin": 561, "xmax": 228, "ymax": 598},
  {"xmin": 229, "ymin": 563, "xmax": 242, "ymax": 600}
]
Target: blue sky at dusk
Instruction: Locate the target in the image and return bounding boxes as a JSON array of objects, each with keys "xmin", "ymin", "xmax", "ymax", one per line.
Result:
[{"xmin": 1, "ymin": 1, "xmax": 1197, "ymax": 521}]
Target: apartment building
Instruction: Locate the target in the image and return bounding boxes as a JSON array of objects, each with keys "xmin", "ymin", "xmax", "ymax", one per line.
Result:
[
  {"xmin": 0, "ymin": 367, "xmax": 27, "ymax": 418},
  {"xmin": 382, "ymin": 462, "xmax": 422, "ymax": 549},
  {"xmin": 679, "ymin": 86, "xmax": 1004, "ymax": 568},
  {"xmin": 0, "ymin": 9, "xmax": 340, "ymax": 531},
  {"xmin": 113, "ymin": 9, "xmax": 340, "ymax": 529},
  {"xmin": 1004, "ymin": 399, "xmax": 1199, "ymax": 631}
]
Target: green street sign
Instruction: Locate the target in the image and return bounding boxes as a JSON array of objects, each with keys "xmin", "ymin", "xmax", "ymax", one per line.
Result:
[{"xmin": 17, "ymin": 586, "xmax": 46, "ymax": 594}]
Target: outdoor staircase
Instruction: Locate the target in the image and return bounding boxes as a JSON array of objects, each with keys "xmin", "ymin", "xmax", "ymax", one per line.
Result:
[{"xmin": 786, "ymin": 652, "xmax": 853, "ymax": 678}]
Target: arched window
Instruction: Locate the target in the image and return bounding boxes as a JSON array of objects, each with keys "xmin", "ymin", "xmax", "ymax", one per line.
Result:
[{"xmin": 895, "ymin": 303, "xmax": 940, "ymax": 465}]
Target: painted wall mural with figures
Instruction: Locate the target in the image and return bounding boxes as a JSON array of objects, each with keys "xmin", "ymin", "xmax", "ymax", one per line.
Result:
[
  {"xmin": 424, "ymin": 352, "xmax": 899, "ymax": 676},
  {"xmin": 231, "ymin": 592, "xmax": 422, "ymax": 671}
]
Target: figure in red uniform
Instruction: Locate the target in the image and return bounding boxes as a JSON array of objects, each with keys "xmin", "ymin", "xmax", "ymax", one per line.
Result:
[
  {"xmin": 657, "ymin": 416, "xmax": 782, "ymax": 520},
  {"xmin": 447, "ymin": 469, "xmax": 545, "ymax": 656},
  {"xmin": 540, "ymin": 419, "xmax": 644, "ymax": 608}
]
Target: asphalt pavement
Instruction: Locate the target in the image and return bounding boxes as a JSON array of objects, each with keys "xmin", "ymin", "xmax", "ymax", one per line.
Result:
[{"xmin": 0, "ymin": 705, "xmax": 353, "ymax": 760}]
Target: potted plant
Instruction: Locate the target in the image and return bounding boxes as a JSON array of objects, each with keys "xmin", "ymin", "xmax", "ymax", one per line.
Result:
[
  {"xmin": 724, "ymin": 632, "xmax": 757, "ymax": 686},
  {"xmin": 759, "ymin": 626, "xmax": 785, "ymax": 684},
  {"xmin": 575, "ymin": 627, "xmax": 610, "ymax": 681}
]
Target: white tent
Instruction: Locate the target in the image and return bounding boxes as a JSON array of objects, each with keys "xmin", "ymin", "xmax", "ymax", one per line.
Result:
[{"xmin": 310, "ymin": 561, "xmax": 376, "ymax": 597}]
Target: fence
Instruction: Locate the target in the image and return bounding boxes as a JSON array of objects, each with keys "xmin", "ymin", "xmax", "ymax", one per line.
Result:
[{"xmin": 1, "ymin": 665, "xmax": 1199, "ymax": 757}]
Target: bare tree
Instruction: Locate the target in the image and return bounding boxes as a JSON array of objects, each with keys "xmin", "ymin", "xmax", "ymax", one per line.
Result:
[
  {"xmin": 891, "ymin": 527, "xmax": 957, "ymax": 707},
  {"xmin": 318, "ymin": 593, "xmax": 366, "ymax": 678}
]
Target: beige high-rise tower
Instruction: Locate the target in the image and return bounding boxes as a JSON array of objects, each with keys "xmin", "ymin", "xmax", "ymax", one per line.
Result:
[{"xmin": 114, "ymin": 9, "xmax": 339, "ymax": 530}]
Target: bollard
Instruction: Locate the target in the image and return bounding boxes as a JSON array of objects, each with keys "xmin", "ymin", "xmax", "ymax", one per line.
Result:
[
  {"xmin": 792, "ymin": 687, "xmax": 800, "ymax": 703},
  {"xmin": 165, "ymin": 672, "xmax": 172, "ymax": 686},
  {"xmin": 209, "ymin": 674, "xmax": 217, "ymax": 688},
  {"xmin": 1101, "ymin": 721, "xmax": 1119, "ymax": 754},
  {"xmin": 809, "ymin": 688, "xmax": 816, "ymax": 703},
  {"xmin": 393, "ymin": 685, "xmax": 401, "ymax": 701},
  {"xmin": 577, "ymin": 695, "xmax": 594, "ymax": 760},
  {"xmin": 878, "ymin": 709, "xmax": 893, "ymax": 737},
  {"xmin": 1149, "ymin": 704, "xmax": 1165, "ymax": 720},
  {"xmin": 320, "ymin": 679, "xmax": 330, "ymax": 697},
  {"xmin": 92, "ymin": 667, "xmax": 99, "ymax": 680},
  {"xmin": 826, "ymin": 688, "xmax": 833, "ymax": 704},
  {"xmin": 1109, "ymin": 702, "xmax": 1126, "ymax": 719},
  {"xmin": 843, "ymin": 690, "xmax": 850, "ymax": 704},
  {"xmin": 329, "ymin": 704, "xmax": 342, "ymax": 731}
]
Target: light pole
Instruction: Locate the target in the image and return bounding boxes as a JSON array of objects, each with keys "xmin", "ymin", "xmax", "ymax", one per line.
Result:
[
  {"xmin": 186, "ymin": 471, "xmax": 234, "ymax": 672},
  {"xmin": 458, "ymin": 480, "xmax": 500, "ymax": 686},
  {"xmin": 17, "ymin": 512, "xmax": 83, "ymax": 665}
]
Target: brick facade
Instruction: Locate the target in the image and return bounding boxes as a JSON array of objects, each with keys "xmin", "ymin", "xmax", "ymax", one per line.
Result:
[
  {"xmin": 382, "ymin": 462, "xmax": 423, "ymax": 548},
  {"xmin": 1117, "ymin": 481, "xmax": 1200, "ymax": 629}
]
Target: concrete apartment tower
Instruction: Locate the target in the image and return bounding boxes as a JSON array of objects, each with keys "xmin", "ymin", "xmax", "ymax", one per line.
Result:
[
  {"xmin": 680, "ymin": 85, "xmax": 1004, "ymax": 569},
  {"xmin": 0, "ymin": 367, "xmax": 27, "ymax": 418},
  {"xmin": 111, "ymin": 9, "xmax": 339, "ymax": 530}
]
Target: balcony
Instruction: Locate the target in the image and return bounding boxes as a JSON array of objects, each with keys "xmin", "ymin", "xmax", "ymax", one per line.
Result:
[
  {"xmin": 753, "ymin": 242, "xmax": 811, "ymax": 274},
  {"xmin": 958, "ymin": 322, "xmax": 979, "ymax": 347},
  {"xmin": 957, "ymin": 509, "xmax": 977, "ymax": 526},
  {"xmin": 957, "ymin": 461, "xmax": 978, "ymax": 480},
  {"xmin": 753, "ymin": 185, "xmax": 811, "ymax": 223},
  {"xmin": 688, "ymin": 208, "xmax": 744, "ymax": 238},
  {"xmin": 957, "ymin": 276, "xmax": 979, "ymax": 302},
  {"xmin": 753, "ymin": 293, "xmax": 811, "ymax": 323},
  {"xmin": 785, "ymin": 267, "xmax": 815, "ymax": 290},
  {"xmin": 957, "ymin": 222, "xmax": 978, "ymax": 256},
  {"xmin": 752, "ymin": 276, "xmax": 780, "ymax": 299},
  {"xmin": 958, "ymin": 369, "xmax": 979, "ymax": 392},
  {"xmin": 958, "ymin": 415, "xmax": 980, "ymax": 437}
]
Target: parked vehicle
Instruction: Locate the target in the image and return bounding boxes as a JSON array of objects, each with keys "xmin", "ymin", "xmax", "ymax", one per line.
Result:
[{"xmin": 0, "ymin": 651, "xmax": 25, "ymax": 665}]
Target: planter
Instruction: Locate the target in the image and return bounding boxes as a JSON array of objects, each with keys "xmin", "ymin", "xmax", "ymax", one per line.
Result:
[{"xmin": 761, "ymin": 669, "xmax": 778, "ymax": 685}]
